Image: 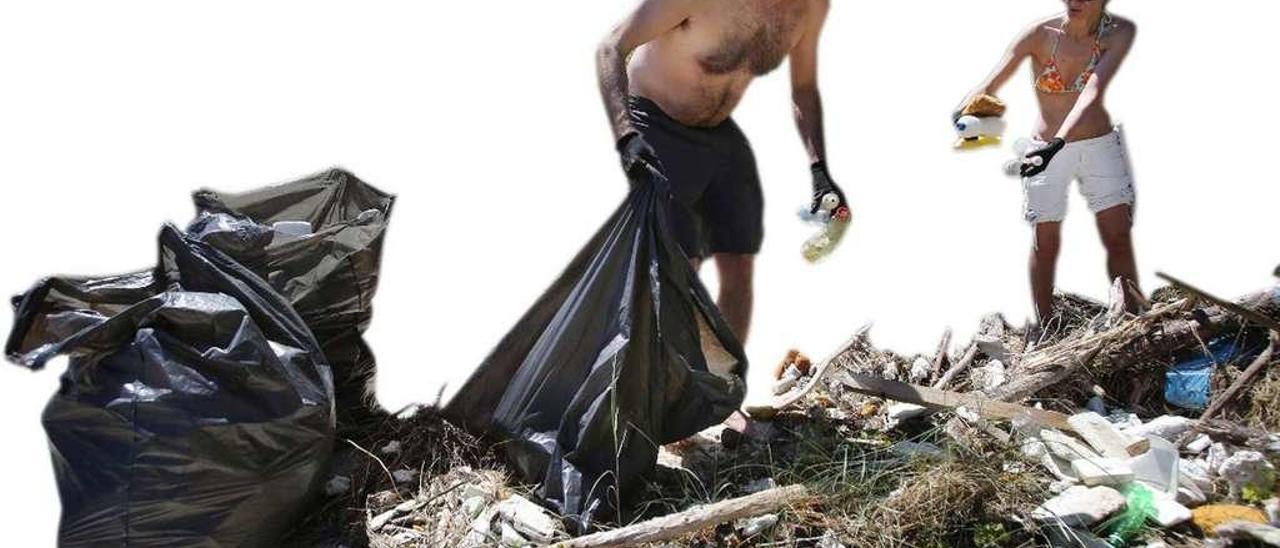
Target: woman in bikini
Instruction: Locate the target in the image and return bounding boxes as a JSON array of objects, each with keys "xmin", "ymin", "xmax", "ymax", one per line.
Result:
[{"xmin": 959, "ymin": 0, "xmax": 1139, "ymax": 331}]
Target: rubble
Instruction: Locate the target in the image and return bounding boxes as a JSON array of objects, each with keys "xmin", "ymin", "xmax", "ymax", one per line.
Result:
[
  {"xmin": 282, "ymin": 272, "xmax": 1280, "ymax": 548},
  {"xmin": 1033, "ymin": 485, "xmax": 1127, "ymax": 528}
]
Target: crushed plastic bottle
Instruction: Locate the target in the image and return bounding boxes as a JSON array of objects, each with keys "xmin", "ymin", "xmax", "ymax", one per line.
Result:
[
  {"xmin": 1003, "ymin": 138, "xmax": 1045, "ymax": 177},
  {"xmin": 798, "ymin": 192, "xmax": 851, "ymax": 263}
]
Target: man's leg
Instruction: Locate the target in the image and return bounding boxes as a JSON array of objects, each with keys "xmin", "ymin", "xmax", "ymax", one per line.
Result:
[
  {"xmin": 1030, "ymin": 222, "xmax": 1062, "ymax": 322},
  {"xmin": 1095, "ymin": 204, "xmax": 1140, "ymax": 313},
  {"xmin": 713, "ymin": 253, "xmax": 754, "ymax": 343}
]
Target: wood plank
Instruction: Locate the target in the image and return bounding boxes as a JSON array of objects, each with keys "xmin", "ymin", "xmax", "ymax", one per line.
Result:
[{"xmin": 832, "ymin": 370, "xmax": 1075, "ymax": 433}]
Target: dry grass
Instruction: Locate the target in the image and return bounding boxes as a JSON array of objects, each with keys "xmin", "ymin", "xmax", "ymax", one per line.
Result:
[{"xmin": 281, "ymin": 407, "xmax": 501, "ymax": 547}]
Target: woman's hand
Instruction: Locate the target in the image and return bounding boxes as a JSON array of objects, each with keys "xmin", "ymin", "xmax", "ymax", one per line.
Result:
[{"xmin": 1020, "ymin": 138, "xmax": 1065, "ymax": 178}]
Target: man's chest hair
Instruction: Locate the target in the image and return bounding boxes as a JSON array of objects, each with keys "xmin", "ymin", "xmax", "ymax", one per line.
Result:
[{"xmin": 696, "ymin": 0, "xmax": 807, "ymax": 76}]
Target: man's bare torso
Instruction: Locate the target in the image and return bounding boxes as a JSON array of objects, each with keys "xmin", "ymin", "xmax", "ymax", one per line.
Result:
[{"xmin": 628, "ymin": 0, "xmax": 813, "ymax": 127}]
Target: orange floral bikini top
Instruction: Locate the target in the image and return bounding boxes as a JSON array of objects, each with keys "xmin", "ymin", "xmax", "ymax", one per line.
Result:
[{"xmin": 1035, "ymin": 14, "xmax": 1111, "ymax": 94}]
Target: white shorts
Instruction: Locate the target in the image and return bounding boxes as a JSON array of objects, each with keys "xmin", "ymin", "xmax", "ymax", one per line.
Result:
[{"xmin": 1022, "ymin": 126, "xmax": 1135, "ymax": 224}]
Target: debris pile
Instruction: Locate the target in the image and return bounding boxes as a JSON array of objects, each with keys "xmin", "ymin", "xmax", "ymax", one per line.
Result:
[{"xmin": 287, "ymin": 268, "xmax": 1280, "ymax": 547}]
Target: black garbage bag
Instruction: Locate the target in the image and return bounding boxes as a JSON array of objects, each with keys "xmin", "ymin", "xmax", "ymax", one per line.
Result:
[
  {"xmin": 445, "ymin": 169, "xmax": 748, "ymax": 530},
  {"xmin": 5, "ymin": 225, "xmax": 334, "ymax": 547},
  {"xmin": 187, "ymin": 168, "xmax": 394, "ymax": 429}
]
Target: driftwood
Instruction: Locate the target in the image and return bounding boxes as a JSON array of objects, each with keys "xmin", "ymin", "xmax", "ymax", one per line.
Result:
[
  {"xmin": 933, "ymin": 343, "xmax": 978, "ymax": 390},
  {"xmin": 747, "ymin": 326, "xmax": 871, "ymax": 419},
  {"xmin": 1201, "ymin": 330, "xmax": 1279, "ymax": 421},
  {"xmin": 988, "ymin": 284, "xmax": 1280, "ymax": 404},
  {"xmin": 928, "ymin": 328, "xmax": 953, "ymax": 382},
  {"xmin": 833, "ymin": 370, "xmax": 1075, "ymax": 433},
  {"xmin": 552, "ymin": 485, "xmax": 809, "ymax": 548}
]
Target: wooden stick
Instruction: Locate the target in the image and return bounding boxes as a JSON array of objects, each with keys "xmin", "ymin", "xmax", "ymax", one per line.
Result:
[
  {"xmin": 1158, "ymin": 272, "xmax": 1280, "ymax": 333},
  {"xmin": 1200, "ymin": 330, "xmax": 1279, "ymax": 421},
  {"xmin": 933, "ymin": 342, "xmax": 978, "ymax": 390},
  {"xmin": 746, "ymin": 326, "xmax": 871, "ymax": 418},
  {"xmin": 929, "ymin": 328, "xmax": 953, "ymax": 383},
  {"xmin": 552, "ymin": 485, "xmax": 809, "ymax": 548},
  {"xmin": 834, "ymin": 370, "xmax": 1075, "ymax": 433}
]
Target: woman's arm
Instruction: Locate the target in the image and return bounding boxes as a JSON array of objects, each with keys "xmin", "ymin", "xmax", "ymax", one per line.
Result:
[
  {"xmin": 1053, "ymin": 20, "xmax": 1137, "ymax": 140},
  {"xmin": 956, "ymin": 23, "xmax": 1041, "ymax": 115}
]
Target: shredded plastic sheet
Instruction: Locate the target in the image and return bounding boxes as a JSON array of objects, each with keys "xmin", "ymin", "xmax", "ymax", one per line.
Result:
[
  {"xmin": 5, "ymin": 225, "xmax": 334, "ymax": 547},
  {"xmin": 446, "ymin": 168, "xmax": 748, "ymax": 531}
]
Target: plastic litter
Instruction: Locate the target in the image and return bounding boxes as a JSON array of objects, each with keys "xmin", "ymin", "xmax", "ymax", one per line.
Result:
[
  {"xmin": 1104, "ymin": 483, "xmax": 1156, "ymax": 546},
  {"xmin": 1165, "ymin": 337, "xmax": 1241, "ymax": 409},
  {"xmin": 5, "ymin": 225, "xmax": 334, "ymax": 546},
  {"xmin": 188, "ymin": 168, "xmax": 394, "ymax": 429},
  {"xmin": 445, "ymin": 166, "xmax": 748, "ymax": 532}
]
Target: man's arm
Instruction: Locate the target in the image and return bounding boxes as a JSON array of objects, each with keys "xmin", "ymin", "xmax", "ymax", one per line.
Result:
[
  {"xmin": 789, "ymin": 0, "xmax": 829, "ymax": 164},
  {"xmin": 1054, "ymin": 20, "xmax": 1136, "ymax": 140},
  {"xmin": 597, "ymin": 0, "xmax": 696, "ymax": 141}
]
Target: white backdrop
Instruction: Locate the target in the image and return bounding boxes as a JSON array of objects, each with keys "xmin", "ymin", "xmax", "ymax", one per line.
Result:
[{"xmin": 1, "ymin": 1, "xmax": 1276, "ymax": 543}]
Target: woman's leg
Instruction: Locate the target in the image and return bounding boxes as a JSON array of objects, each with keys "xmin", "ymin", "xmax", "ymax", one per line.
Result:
[
  {"xmin": 1094, "ymin": 204, "xmax": 1140, "ymax": 312},
  {"xmin": 1030, "ymin": 221, "xmax": 1062, "ymax": 322}
]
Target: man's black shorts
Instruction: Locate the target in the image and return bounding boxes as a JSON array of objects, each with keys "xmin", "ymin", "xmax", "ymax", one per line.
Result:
[{"xmin": 629, "ymin": 96, "xmax": 763, "ymax": 260}]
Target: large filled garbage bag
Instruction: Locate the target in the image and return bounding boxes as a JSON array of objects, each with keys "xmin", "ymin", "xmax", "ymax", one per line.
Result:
[
  {"xmin": 5, "ymin": 225, "xmax": 334, "ymax": 547},
  {"xmin": 445, "ymin": 169, "xmax": 749, "ymax": 530},
  {"xmin": 187, "ymin": 168, "xmax": 394, "ymax": 430}
]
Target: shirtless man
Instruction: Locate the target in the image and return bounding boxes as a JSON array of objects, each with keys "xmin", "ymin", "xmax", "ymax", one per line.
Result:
[{"xmin": 598, "ymin": 0, "xmax": 841, "ymax": 343}]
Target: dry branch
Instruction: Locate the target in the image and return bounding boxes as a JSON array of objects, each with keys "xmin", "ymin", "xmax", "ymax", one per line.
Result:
[
  {"xmin": 1201, "ymin": 330, "xmax": 1279, "ymax": 421},
  {"xmin": 552, "ymin": 485, "xmax": 809, "ymax": 548},
  {"xmin": 933, "ymin": 343, "xmax": 978, "ymax": 390}
]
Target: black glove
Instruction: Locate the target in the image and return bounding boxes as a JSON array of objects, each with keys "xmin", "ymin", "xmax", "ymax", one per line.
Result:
[
  {"xmin": 810, "ymin": 160, "xmax": 847, "ymax": 215},
  {"xmin": 616, "ymin": 131, "xmax": 659, "ymax": 180},
  {"xmin": 1020, "ymin": 137, "xmax": 1066, "ymax": 178}
]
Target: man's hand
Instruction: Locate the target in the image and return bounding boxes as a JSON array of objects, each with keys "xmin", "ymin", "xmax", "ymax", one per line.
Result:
[
  {"xmin": 1020, "ymin": 138, "xmax": 1066, "ymax": 178},
  {"xmin": 617, "ymin": 132, "xmax": 659, "ymax": 180},
  {"xmin": 809, "ymin": 161, "xmax": 847, "ymax": 214}
]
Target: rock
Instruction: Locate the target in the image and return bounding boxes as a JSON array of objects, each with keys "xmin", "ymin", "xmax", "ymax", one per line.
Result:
[
  {"xmin": 1207, "ymin": 443, "xmax": 1232, "ymax": 475},
  {"xmin": 1042, "ymin": 455, "xmax": 1080, "ymax": 482},
  {"xmin": 772, "ymin": 376, "xmax": 797, "ymax": 396},
  {"xmin": 462, "ymin": 496, "xmax": 487, "ymax": 519},
  {"xmin": 890, "ymin": 441, "xmax": 943, "ymax": 458},
  {"xmin": 1106, "ymin": 411, "xmax": 1143, "ymax": 430},
  {"xmin": 1267, "ymin": 498, "xmax": 1280, "ymax": 526},
  {"xmin": 324, "ymin": 475, "xmax": 351, "ymax": 496},
  {"xmin": 469, "ymin": 507, "xmax": 499, "ymax": 537},
  {"xmin": 392, "ymin": 469, "xmax": 418, "ymax": 484},
  {"xmin": 908, "ymin": 356, "xmax": 930, "ymax": 384},
  {"xmin": 1032, "ymin": 485, "xmax": 1127, "ymax": 528},
  {"xmin": 379, "ymin": 440, "xmax": 402, "ymax": 455},
  {"xmin": 1068, "ymin": 411, "xmax": 1148, "ymax": 458},
  {"xmin": 1177, "ymin": 484, "xmax": 1208, "ymax": 508},
  {"xmin": 1218, "ymin": 450, "xmax": 1276, "ymax": 500},
  {"xmin": 885, "ymin": 403, "xmax": 927, "ymax": 427},
  {"xmin": 978, "ymin": 359, "xmax": 1006, "ymax": 390},
  {"xmin": 1181, "ymin": 458, "xmax": 1215, "ymax": 493},
  {"xmin": 974, "ymin": 334, "xmax": 1011, "ymax": 362},
  {"xmin": 817, "ymin": 530, "xmax": 846, "ymax": 548},
  {"xmin": 1213, "ymin": 521, "xmax": 1280, "ymax": 546},
  {"xmin": 881, "ymin": 361, "xmax": 899, "ymax": 381},
  {"xmin": 1185, "ymin": 434, "xmax": 1213, "ymax": 454},
  {"xmin": 1151, "ymin": 494, "xmax": 1193, "ymax": 527},
  {"xmin": 495, "ymin": 494, "xmax": 560, "ymax": 543},
  {"xmin": 1039, "ymin": 429, "xmax": 1103, "ymax": 462},
  {"xmin": 955, "ymin": 405, "xmax": 981, "ymax": 423},
  {"xmin": 1070, "ymin": 457, "xmax": 1135, "ymax": 487},
  {"xmin": 499, "ymin": 522, "xmax": 526, "ymax": 547},
  {"xmin": 736, "ymin": 513, "xmax": 778, "ymax": 537},
  {"xmin": 744, "ymin": 477, "xmax": 778, "ymax": 494},
  {"xmin": 1123, "ymin": 415, "xmax": 1194, "ymax": 442},
  {"xmin": 1085, "ymin": 396, "xmax": 1107, "ymax": 416},
  {"xmin": 1191, "ymin": 504, "xmax": 1269, "ymax": 535},
  {"xmin": 1049, "ymin": 479, "xmax": 1079, "ymax": 494}
]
